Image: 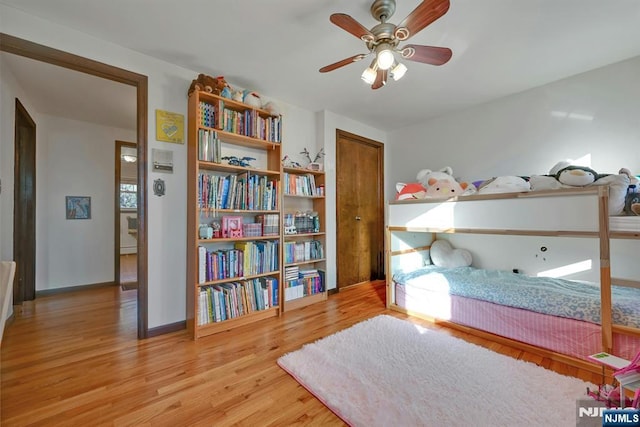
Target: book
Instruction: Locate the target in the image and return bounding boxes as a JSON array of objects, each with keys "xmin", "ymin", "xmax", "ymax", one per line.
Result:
[{"xmin": 588, "ymin": 352, "xmax": 631, "ymax": 370}]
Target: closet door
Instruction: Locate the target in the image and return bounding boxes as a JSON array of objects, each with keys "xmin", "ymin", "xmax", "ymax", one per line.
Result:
[{"xmin": 336, "ymin": 129, "xmax": 384, "ymax": 289}]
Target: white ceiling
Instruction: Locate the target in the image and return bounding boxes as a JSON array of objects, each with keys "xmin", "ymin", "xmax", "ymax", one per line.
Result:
[{"xmin": 2, "ymin": 0, "xmax": 640, "ymax": 132}]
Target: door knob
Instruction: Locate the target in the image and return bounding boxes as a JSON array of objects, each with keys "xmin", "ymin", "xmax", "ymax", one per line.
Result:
[{"xmin": 355, "ymin": 216, "xmax": 361, "ymax": 221}]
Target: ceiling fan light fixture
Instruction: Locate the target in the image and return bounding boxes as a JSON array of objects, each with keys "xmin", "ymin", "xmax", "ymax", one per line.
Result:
[
  {"xmin": 361, "ymin": 66, "xmax": 377, "ymax": 85},
  {"xmin": 390, "ymin": 62, "xmax": 407, "ymax": 81},
  {"xmin": 376, "ymin": 47, "xmax": 395, "ymax": 70}
]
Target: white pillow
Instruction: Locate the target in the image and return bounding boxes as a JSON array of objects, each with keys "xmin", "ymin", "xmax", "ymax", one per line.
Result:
[{"xmin": 430, "ymin": 240, "xmax": 472, "ymax": 268}]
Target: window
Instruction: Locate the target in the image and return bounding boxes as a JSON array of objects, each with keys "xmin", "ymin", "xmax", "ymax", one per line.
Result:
[{"xmin": 120, "ymin": 182, "xmax": 137, "ymax": 209}]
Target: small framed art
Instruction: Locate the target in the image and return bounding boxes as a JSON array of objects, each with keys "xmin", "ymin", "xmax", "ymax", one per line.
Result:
[
  {"xmin": 222, "ymin": 216, "xmax": 243, "ymax": 238},
  {"xmin": 66, "ymin": 196, "xmax": 91, "ymax": 220}
]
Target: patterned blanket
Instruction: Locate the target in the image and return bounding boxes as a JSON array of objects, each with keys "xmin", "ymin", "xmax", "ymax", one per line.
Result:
[{"xmin": 394, "ymin": 266, "xmax": 640, "ymax": 328}]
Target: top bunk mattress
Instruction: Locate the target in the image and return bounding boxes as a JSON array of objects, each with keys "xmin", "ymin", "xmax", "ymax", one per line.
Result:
[{"xmin": 393, "ymin": 265, "xmax": 640, "ymax": 328}]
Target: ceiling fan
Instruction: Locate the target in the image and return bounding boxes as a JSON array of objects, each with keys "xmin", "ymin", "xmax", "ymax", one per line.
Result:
[{"xmin": 319, "ymin": 0, "xmax": 452, "ymax": 89}]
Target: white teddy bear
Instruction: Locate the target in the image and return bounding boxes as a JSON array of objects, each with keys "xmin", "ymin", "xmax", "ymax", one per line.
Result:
[{"xmin": 416, "ymin": 166, "xmax": 456, "ymax": 188}]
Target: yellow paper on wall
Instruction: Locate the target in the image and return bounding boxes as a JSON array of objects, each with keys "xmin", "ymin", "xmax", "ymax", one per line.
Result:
[{"xmin": 156, "ymin": 109, "xmax": 184, "ymax": 144}]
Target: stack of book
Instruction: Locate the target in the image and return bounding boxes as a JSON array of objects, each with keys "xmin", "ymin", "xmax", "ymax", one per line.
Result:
[
  {"xmin": 197, "ymin": 277, "xmax": 279, "ymax": 325},
  {"xmin": 284, "ymin": 240, "xmax": 324, "ymax": 264},
  {"xmin": 256, "ymin": 214, "xmax": 279, "ymax": 235},
  {"xmin": 284, "ymin": 268, "xmax": 324, "ymax": 301},
  {"xmin": 197, "ymin": 129, "xmax": 221, "ymax": 163}
]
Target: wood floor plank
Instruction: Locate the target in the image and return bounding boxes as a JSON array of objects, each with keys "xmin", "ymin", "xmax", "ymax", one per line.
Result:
[{"xmin": 1, "ymin": 281, "xmax": 599, "ymax": 426}]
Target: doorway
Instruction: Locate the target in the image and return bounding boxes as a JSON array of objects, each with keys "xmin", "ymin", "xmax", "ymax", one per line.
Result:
[
  {"xmin": 335, "ymin": 129, "xmax": 385, "ymax": 289},
  {"xmin": 1, "ymin": 33, "xmax": 149, "ymax": 338},
  {"xmin": 12, "ymin": 99, "xmax": 36, "ymax": 305},
  {"xmin": 115, "ymin": 141, "xmax": 138, "ymax": 290}
]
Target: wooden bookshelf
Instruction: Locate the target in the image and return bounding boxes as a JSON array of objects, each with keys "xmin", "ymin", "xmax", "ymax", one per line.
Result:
[
  {"xmin": 282, "ymin": 168, "xmax": 327, "ymax": 311},
  {"xmin": 187, "ymin": 90, "xmax": 283, "ymax": 339}
]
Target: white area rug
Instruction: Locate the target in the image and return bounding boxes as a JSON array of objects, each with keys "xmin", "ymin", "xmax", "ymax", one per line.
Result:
[{"xmin": 278, "ymin": 315, "xmax": 592, "ymax": 427}]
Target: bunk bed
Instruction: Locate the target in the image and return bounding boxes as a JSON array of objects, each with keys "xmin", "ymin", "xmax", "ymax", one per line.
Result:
[{"xmin": 386, "ymin": 186, "xmax": 640, "ymax": 371}]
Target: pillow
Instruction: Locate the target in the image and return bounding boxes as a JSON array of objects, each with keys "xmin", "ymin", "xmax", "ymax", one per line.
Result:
[{"xmin": 430, "ymin": 240, "xmax": 472, "ymax": 268}]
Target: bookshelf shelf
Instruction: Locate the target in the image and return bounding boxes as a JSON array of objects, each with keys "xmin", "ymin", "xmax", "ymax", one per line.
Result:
[
  {"xmin": 198, "ymin": 208, "xmax": 279, "ymax": 215},
  {"xmin": 282, "ymin": 292, "xmax": 326, "ymax": 312},
  {"xmin": 187, "ymin": 89, "xmax": 283, "ymax": 339},
  {"xmin": 284, "ymin": 232, "xmax": 325, "ymax": 239},
  {"xmin": 283, "ymin": 194, "xmax": 325, "ymax": 199},
  {"xmin": 285, "ymin": 258, "xmax": 326, "ymax": 268},
  {"xmin": 197, "ymin": 161, "xmax": 281, "ymax": 177},
  {"xmin": 283, "ymin": 167, "xmax": 325, "ymax": 176},
  {"xmin": 195, "ymin": 306, "xmax": 279, "ymax": 339},
  {"xmin": 197, "ymin": 270, "xmax": 281, "ymax": 287},
  {"xmin": 282, "ymin": 167, "xmax": 327, "ymax": 312},
  {"xmin": 198, "ymin": 235, "xmax": 280, "ymax": 244}
]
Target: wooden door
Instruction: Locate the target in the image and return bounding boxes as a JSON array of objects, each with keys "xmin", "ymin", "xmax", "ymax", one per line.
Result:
[
  {"xmin": 336, "ymin": 129, "xmax": 384, "ymax": 289},
  {"xmin": 13, "ymin": 98, "xmax": 37, "ymax": 304}
]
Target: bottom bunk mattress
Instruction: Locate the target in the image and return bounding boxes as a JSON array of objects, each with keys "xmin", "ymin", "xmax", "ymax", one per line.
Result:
[{"xmin": 393, "ymin": 266, "xmax": 640, "ymax": 361}]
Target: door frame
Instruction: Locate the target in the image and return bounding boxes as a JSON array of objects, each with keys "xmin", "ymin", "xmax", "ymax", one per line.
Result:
[
  {"xmin": 335, "ymin": 128, "xmax": 385, "ymax": 290},
  {"xmin": 13, "ymin": 98, "xmax": 36, "ymax": 305},
  {"xmin": 0, "ymin": 33, "xmax": 150, "ymax": 339}
]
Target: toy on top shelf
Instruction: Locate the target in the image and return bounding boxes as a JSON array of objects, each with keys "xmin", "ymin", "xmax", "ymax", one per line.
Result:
[
  {"xmin": 300, "ymin": 148, "xmax": 325, "ymax": 171},
  {"xmin": 221, "ymin": 156, "xmax": 256, "ymax": 168},
  {"xmin": 187, "ymin": 74, "xmax": 228, "ymax": 96},
  {"xmin": 282, "ymin": 155, "xmax": 303, "ymax": 169}
]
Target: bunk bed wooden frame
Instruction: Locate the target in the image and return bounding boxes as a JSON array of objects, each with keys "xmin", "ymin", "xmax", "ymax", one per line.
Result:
[{"xmin": 386, "ymin": 186, "xmax": 640, "ymax": 373}]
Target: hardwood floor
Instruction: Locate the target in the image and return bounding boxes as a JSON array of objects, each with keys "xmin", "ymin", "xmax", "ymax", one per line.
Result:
[
  {"xmin": 1, "ymin": 281, "xmax": 602, "ymax": 426},
  {"xmin": 120, "ymin": 253, "xmax": 137, "ymax": 289}
]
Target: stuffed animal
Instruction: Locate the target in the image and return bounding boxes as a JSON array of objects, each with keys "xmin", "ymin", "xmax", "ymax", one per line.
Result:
[
  {"xmin": 220, "ymin": 86, "xmax": 232, "ymax": 99},
  {"xmin": 187, "ymin": 74, "xmax": 228, "ymax": 96},
  {"xmin": 232, "ymin": 89, "xmax": 244, "ymax": 102},
  {"xmin": 416, "ymin": 166, "xmax": 455, "ymax": 188},
  {"xmin": 555, "ymin": 165, "xmax": 600, "ymax": 186},
  {"xmin": 243, "ymin": 90, "xmax": 262, "ymax": 108},
  {"xmin": 263, "ymin": 101, "xmax": 281, "ymax": 116},
  {"xmin": 425, "ymin": 179, "xmax": 469, "ymax": 197},
  {"xmin": 395, "ymin": 182, "xmax": 427, "ymax": 200},
  {"xmin": 477, "ymin": 176, "xmax": 531, "ymax": 194}
]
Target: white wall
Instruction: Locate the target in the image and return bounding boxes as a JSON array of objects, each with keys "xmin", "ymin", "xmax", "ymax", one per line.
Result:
[{"xmin": 388, "ymin": 55, "xmax": 640, "ymax": 191}]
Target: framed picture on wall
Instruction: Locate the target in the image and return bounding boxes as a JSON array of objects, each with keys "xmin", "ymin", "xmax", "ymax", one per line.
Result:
[{"xmin": 66, "ymin": 196, "xmax": 91, "ymax": 220}]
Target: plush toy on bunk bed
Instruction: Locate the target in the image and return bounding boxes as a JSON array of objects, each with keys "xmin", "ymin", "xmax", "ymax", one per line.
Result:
[
  {"xmin": 620, "ymin": 168, "xmax": 640, "ymax": 215},
  {"xmin": 395, "ymin": 182, "xmax": 427, "ymax": 200},
  {"xmin": 476, "ymin": 176, "xmax": 531, "ymax": 194},
  {"xmin": 416, "ymin": 167, "xmax": 473, "ymax": 198},
  {"xmin": 529, "ymin": 161, "xmax": 633, "ymax": 215}
]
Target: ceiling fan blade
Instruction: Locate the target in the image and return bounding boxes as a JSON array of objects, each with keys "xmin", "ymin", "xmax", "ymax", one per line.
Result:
[
  {"xmin": 401, "ymin": 45, "xmax": 452, "ymax": 66},
  {"xmin": 372, "ymin": 69, "xmax": 386, "ymax": 90},
  {"xmin": 330, "ymin": 13, "xmax": 374, "ymax": 42},
  {"xmin": 319, "ymin": 53, "xmax": 367, "ymax": 73},
  {"xmin": 395, "ymin": 0, "xmax": 450, "ymax": 40}
]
